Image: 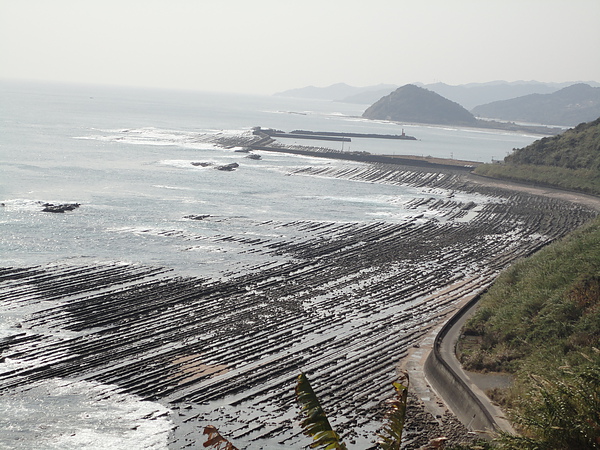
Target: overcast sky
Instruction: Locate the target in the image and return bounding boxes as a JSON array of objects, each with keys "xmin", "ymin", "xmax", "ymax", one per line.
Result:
[{"xmin": 1, "ymin": 0, "xmax": 599, "ymax": 95}]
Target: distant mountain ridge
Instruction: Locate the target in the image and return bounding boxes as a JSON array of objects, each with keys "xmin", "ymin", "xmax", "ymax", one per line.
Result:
[
  {"xmin": 362, "ymin": 84, "xmax": 478, "ymax": 126},
  {"xmin": 274, "ymin": 80, "xmax": 600, "ymax": 110},
  {"xmin": 416, "ymin": 81, "xmax": 566, "ymax": 110},
  {"xmin": 471, "ymin": 83, "xmax": 600, "ymax": 126}
]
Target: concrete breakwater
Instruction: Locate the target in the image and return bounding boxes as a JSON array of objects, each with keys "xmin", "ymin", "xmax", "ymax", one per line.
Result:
[
  {"xmin": 258, "ymin": 128, "xmax": 351, "ymax": 142},
  {"xmin": 258, "ymin": 127, "xmax": 417, "ymax": 141},
  {"xmin": 248, "ymin": 127, "xmax": 476, "ymax": 170},
  {"xmin": 250, "ymin": 144, "xmax": 477, "ymax": 171},
  {"xmin": 1, "ymin": 153, "xmax": 598, "ymax": 448},
  {"xmin": 189, "ymin": 127, "xmax": 477, "ymax": 170}
]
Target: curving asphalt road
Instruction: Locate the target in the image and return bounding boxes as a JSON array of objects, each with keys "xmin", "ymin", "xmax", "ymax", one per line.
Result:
[{"xmin": 403, "ymin": 176, "xmax": 600, "ymax": 437}]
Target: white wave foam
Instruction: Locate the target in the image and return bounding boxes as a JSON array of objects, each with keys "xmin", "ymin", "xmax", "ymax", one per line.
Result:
[
  {"xmin": 0, "ymin": 199, "xmax": 83, "ymax": 213},
  {"xmin": 1, "ymin": 199, "xmax": 51, "ymax": 211},
  {"xmin": 76, "ymin": 127, "xmax": 250, "ymax": 151},
  {"xmin": 159, "ymin": 159, "xmax": 215, "ymax": 170},
  {"xmin": 0, "ymin": 379, "xmax": 171, "ymax": 450},
  {"xmin": 151, "ymin": 185, "xmax": 192, "ymax": 191}
]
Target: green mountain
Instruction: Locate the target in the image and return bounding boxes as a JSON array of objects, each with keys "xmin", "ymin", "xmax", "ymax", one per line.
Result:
[
  {"xmin": 361, "ymin": 84, "xmax": 478, "ymax": 126},
  {"xmin": 471, "ymin": 83, "xmax": 600, "ymax": 126},
  {"xmin": 475, "ymin": 117, "xmax": 600, "ymax": 194},
  {"xmin": 420, "ymin": 80, "xmax": 564, "ymax": 110},
  {"xmin": 505, "ymin": 117, "xmax": 600, "ymax": 169}
]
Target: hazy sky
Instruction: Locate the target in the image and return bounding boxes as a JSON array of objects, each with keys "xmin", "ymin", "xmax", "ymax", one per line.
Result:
[{"xmin": 1, "ymin": 0, "xmax": 599, "ymax": 95}]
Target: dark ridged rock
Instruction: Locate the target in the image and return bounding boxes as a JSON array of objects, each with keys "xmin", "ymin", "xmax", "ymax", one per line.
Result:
[
  {"xmin": 42, "ymin": 203, "xmax": 80, "ymax": 213},
  {"xmin": 215, "ymin": 162, "xmax": 239, "ymax": 171}
]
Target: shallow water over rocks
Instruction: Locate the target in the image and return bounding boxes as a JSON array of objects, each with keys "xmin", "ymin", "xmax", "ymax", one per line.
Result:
[{"xmin": 1, "ymin": 163, "xmax": 596, "ymax": 448}]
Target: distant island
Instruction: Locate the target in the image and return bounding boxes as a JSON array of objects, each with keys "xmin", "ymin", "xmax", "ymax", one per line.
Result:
[
  {"xmin": 362, "ymin": 84, "xmax": 478, "ymax": 126},
  {"xmin": 275, "ymin": 81, "xmax": 600, "ymax": 128},
  {"xmin": 471, "ymin": 83, "xmax": 600, "ymax": 126},
  {"xmin": 361, "ymin": 84, "xmax": 561, "ymax": 134}
]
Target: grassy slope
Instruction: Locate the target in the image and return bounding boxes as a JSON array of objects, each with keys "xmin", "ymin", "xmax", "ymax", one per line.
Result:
[
  {"xmin": 460, "ymin": 216, "xmax": 600, "ymax": 373},
  {"xmin": 474, "ymin": 117, "xmax": 600, "ymax": 195},
  {"xmin": 456, "ymin": 216, "xmax": 600, "ymax": 448},
  {"xmin": 449, "ymin": 119, "xmax": 600, "ymax": 448}
]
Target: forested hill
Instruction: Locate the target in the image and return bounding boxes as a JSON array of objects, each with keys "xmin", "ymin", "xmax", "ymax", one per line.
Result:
[
  {"xmin": 475, "ymin": 117, "xmax": 600, "ymax": 194},
  {"xmin": 460, "ymin": 121, "xmax": 600, "ymax": 449},
  {"xmin": 505, "ymin": 117, "xmax": 600, "ymax": 168},
  {"xmin": 362, "ymin": 84, "xmax": 478, "ymax": 126},
  {"xmin": 471, "ymin": 83, "xmax": 600, "ymax": 126}
]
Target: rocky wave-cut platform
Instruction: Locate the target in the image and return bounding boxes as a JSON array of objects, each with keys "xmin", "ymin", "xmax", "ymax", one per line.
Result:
[{"xmin": 0, "ymin": 163, "xmax": 598, "ymax": 449}]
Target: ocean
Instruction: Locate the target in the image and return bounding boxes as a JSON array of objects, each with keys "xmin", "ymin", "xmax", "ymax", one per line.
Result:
[
  {"xmin": 0, "ymin": 80, "xmax": 562, "ymax": 449},
  {"xmin": 0, "ymin": 81, "xmax": 538, "ymax": 271}
]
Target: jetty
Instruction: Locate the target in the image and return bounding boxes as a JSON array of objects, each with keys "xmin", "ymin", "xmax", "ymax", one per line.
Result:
[
  {"xmin": 255, "ymin": 126, "xmax": 416, "ymax": 142},
  {"xmin": 289, "ymin": 129, "xmax": 417, "ymax": 140}
]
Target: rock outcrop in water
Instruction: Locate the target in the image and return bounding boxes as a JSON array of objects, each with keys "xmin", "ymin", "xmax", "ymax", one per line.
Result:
[
  {"xmin": 215, "ymin": 162, "xmax": 239, "ymax": 171},
  {"xmin": 41, "ymin": 203, "xmax": 80, "ymax": 213}
]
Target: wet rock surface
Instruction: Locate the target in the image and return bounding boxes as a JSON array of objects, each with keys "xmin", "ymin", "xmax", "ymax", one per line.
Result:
[
  {"xmin": 41, "ymin": 202, "xmax": 81, "ymax": 213},
  {"xmin": 215, "ymin": 162, "xmax": 239, "ymax": 171},
  {"xmin": 0, "ymin": 160, "xmax": 597, "ymax": 448},
  {"xmin": 402, "ymin": 394, "xmax": 481, "ymax": 449}
]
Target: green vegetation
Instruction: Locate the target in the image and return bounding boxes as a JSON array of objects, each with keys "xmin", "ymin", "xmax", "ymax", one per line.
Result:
[
  {"xmin": 296, "ymin": 372, "xmax": 410, "ymax": 450},
  {"xmin": 203, "ymin": 372, "xmax": 410, "ymax": 450},
  {"xmin": 474, "ymin": 117, "xmax": 600, "ymax": 195},
  {"xmin": 495, "ymin": 360, "xmax": 600, "ymax": 449},
  {"xmin": 296, "ymin": 372, "xmax": 348, "ymax": 449},
  {"xmin": 458, "ymin": 216, "xmax": 600, "ymax": 449},
  {"xmin": 373, "ymin": 377, "xmax": 410, "ymax": 450},
  {"xmin": 506, "ymin": 118, "xmax": 600, "ymax": 169}
]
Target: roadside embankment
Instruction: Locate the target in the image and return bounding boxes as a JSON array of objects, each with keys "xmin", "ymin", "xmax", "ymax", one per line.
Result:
[{"xmin": 423, "ymin": 292, "xmax": 515, "ymax": 435}]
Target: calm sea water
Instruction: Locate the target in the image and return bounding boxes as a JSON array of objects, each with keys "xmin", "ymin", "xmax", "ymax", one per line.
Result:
[{"xmin": 0, "ymin": 80, "xmax": 539, "ymax": 449}]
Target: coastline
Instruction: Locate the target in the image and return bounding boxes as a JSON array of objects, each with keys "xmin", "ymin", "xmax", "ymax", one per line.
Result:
[
  {"xmin": 404, "ymin": 162, "xmax": 600, "ymax": 444},
  {"xmin": 1, "ymin": 149, "xmax": 598, "ymax": 448}
]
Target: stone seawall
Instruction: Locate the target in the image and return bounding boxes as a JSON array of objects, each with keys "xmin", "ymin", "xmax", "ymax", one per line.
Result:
[{"xmin": 424, "ymin": 293, "xmax": 498, "ymax": 434}]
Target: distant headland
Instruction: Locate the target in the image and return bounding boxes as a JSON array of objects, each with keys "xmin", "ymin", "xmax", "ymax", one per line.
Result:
[{"xmin": 275, "ymin": 80, "xmax": 600, "ymax": 131}]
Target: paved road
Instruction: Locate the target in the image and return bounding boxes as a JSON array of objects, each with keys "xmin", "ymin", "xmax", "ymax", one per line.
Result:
[{"xmin": 403, "ymin": 173, "xmax": 600, "ymax": 436}]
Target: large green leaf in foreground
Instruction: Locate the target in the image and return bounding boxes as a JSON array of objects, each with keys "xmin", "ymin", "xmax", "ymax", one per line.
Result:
[
  {"xmin": 296, "ymin": 372, "xmax": 348, "ymax": 450},
  {"xmin": 377, "ymin": 372, "xmax": 410, "ymax": 450}
]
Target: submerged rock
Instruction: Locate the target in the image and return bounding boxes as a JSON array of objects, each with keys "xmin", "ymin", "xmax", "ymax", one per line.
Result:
[
  {"xmin": 184, "ymin": 215, "xmax": 211, "ymax": 221},
  {"xmin": 215, "ymin": 163, "xmax": 239, "ymax": 171},
  {"xmin": 42, "ymin": 203, "xmax": 81, "ymax": 213}
]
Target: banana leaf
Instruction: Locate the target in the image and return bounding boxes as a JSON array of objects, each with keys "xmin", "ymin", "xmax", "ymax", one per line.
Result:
[
  {"xmin": 296, "ymin": 372, "xmax": 348, "ymax": 450},
  {"xmin": 377, "ymin": 372, "xmax": 410, "ymax": 450}
]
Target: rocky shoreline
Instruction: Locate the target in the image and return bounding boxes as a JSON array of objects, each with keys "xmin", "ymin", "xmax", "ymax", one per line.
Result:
[{"xmin": 1, "ymin": 135, "xmax": 599, "ymax": 448}]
